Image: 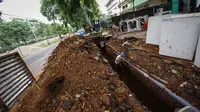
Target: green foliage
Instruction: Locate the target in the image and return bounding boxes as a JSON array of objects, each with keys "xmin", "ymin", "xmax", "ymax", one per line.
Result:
[
  {"xmin": 0, "ymin": 19, "xmax": 32, "ymax": 46},
  {"xmin": 0, "ymin": 18, "xmax": 70, "ymax": 53},
  {"xmin": 40, "ymin": 0, "xmax": 101, "ymax": 30}
]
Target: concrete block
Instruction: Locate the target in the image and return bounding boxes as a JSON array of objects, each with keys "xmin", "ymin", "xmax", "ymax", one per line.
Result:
[
  {"xmin": 146, "ymin": 15, "xmax": 171, "ymax": 45},
  {"xmin": 159, "ymin": 13, "xmax": 200, "ymax": 60},
  {"xmin": 194, "ymin": 36, "xmax": 200, "ymax": 68}
]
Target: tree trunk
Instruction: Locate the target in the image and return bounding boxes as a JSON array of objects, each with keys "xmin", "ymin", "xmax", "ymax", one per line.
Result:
[
  {"xmin": 53, "ymin": 18, "xmax": 62, "ymax": 39},
  {"xmin": 15, "ymin": 38, "xmax": 20, "ymax": 44},
  {"xmin": 22, "ymin": 38, "xmax": 27, "ymax": 45}
]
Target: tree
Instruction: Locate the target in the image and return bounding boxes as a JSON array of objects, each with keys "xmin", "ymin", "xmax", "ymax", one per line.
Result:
[
  {"xmin": 0, "ymin": 19, "xmax": 32, "ymax": 46},
  {"xmin": 29, "ymin": 19, "xmax": 48, "ymax": 38},
  {"xmin": 40, "ymin": 0, "xmax": 63, "ymax": 38},
  {"xmin": 0, "ymin": 20, "xmax": 12, "ymax": 46},
  {"xmin": 0, "ymin": 18, "xmax": 64, "ymax": 53},
  {"xmin": 40, "ymin": 0, "xmax": 101, "ymax": 30},
  {"xmin": 9, "ymin": 19, "xmax": 32, "ymax": 45}
]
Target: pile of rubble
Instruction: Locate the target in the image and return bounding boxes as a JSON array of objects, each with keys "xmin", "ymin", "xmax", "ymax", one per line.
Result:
[
  {"xmin": 11, "ymin": 36, "xmax": 148, "ymax": 112},
  {"xmin": 107, "ymin": 38, "xmax": 200, "ymax": 109}
]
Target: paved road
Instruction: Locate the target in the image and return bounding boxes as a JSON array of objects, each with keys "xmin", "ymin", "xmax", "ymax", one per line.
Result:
[
  {"xmin": 30, "ymin": 36, "xmax": 60, "ymax": 47},
  {"xmin": 24, "ymin": 42, "xmax": 59, "ymax": 76}
]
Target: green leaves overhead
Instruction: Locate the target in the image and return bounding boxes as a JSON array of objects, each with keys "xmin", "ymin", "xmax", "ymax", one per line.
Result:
[{"xmin": 40, "ymin": 0, "xmax": 100, "ymax": 29}]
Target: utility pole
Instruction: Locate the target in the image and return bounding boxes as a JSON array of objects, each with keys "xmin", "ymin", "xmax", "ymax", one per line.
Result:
[{"xmin": 26, "ymin": 19, "xmax": 39, "ymax": 42}]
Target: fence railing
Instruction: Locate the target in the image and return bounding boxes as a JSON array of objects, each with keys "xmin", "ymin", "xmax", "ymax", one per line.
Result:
[{"xmin": 0, "ymin": 52, "xmax": 35, "ymax": 110}]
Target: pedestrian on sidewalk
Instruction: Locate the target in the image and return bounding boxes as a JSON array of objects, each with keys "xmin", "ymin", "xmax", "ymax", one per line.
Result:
[{"xmin": 115, "ymin": 52, "xmax": 125, "ymax": 72}]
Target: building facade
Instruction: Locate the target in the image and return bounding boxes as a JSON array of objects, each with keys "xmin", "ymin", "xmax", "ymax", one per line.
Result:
[
  {"xmin": 118, "ymin": 0, "xmax": 133, "ymax": 14},
  {"xmin": 106, "ymin": 0, "xmax": 123, "ymax": 18}
]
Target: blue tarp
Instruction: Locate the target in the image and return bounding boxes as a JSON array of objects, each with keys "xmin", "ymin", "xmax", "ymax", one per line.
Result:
[{"xmin": 75, "ymin": 29, "xmax": 86, "ymax": 35}]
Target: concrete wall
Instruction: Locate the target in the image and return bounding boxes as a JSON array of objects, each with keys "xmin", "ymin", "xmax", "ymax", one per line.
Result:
[
  {"xmin": 146, "ymin": 15, "xmax": 171, "ymax": 45},
  {"xmin": 194, "ymin": 35, "xmax": 200, "ymax": 68},
  {"xmin": 159, "ymin": 14, "xmax": 200, "ymax": 60},
  {"xmin": 107, "ymin": 0, "xmax": 122, "ymax": 16}
]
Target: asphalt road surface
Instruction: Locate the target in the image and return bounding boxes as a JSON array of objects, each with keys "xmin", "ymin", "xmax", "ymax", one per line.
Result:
[{"xmin": 24, "ymin": 42, "xmax": 59, "ymax": 76}]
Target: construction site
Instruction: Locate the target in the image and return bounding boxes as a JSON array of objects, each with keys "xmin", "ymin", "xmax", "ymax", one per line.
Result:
[
  {"xmin": 1, "ymin": 28, "xmax": 198, "ymax": 112},
  {"xmin": 1, "ymin": 0, "xmax": 200, "ymax": 112}
]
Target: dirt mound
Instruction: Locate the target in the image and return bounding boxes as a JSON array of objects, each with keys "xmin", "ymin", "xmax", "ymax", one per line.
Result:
[
  {"xmin": 45, "ymin": 76, "xmax": 66, "ymax": 94},
  {"xmin": 11, "ymin": 35, "xmax": 147, "ymax": 112}
]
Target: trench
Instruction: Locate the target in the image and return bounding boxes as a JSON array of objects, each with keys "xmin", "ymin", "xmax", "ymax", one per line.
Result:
[
  {"xmin": 92, "ymin": 37, "xmax": 175, "ymax": 112},
  {"xmin": 91, "ymin": 36, "xmax": 200, "ymax": 112},
  {"xmin": 104, "ymin": 49, "xmax": 174, "ymax": 112}
]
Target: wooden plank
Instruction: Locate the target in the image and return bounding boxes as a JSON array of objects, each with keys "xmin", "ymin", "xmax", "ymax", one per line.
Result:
[
  {"xmin": 0, "ymin": 61, "xmax": 21, "ymax": 73},
  {"xmin": 0, "ymin": 64, "xmax": 24, "ymax": 78},
  {"xmin": 0, "ymin": 71, "xmax": 28, "ymax": 90},
  {"xmin": 0, "ymin": 67, "xmax": 26, "ymax": 83},
  {"xmin": 0, "ymin": 52, "xmax": 35, "ymax": 109},
  {"xmin": 0, "ymin": 71, "xmax": 29, "ymax": 96},
  {"xmin": 0, "ymin": 55, "xmax": 16, "ymax": 64},
  {"xmin": 0, "ymin": 58, "xmax": 19, "ymax": 68},
  {"xmin": 1, "ymin": 76, "xmax": 31, "ymax": 99},
  {"xmin": 3, "ymin": 75, "xmax": 30, "ymax": 102},
  {"xmin": 7, "ymin": 81, "xmax": 32, "ymax": 108},
  {"xmin": 0, "ymin": 52, "xmax": 18, "ymax": 60},
  {"xmin": 6, "ymin": 80, "xmax": 32, "ymax": 107}
]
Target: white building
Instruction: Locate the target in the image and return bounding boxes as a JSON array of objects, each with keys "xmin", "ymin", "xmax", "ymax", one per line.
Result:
[
  {"xmin": 106, "ymin": 0, "xmax": 123, "ymax": 17},
  {"xmin": 118, "ymin": 0, "xmax": 133, "ymax": 14}
]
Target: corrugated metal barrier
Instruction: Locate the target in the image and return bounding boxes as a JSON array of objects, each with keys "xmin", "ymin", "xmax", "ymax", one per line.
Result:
[{"xmin": 0, "ymin": 52, "xmax": 35, "ymax": 109}]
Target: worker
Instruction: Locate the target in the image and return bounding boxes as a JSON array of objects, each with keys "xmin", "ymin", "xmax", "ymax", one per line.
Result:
[
  {"xmin": 100, "ymin": 40, "xmax": 105, "ymax": 54},
  {"xmin": 112, "ymin": 24, "xmax": 119, "ymax": 38},
  {"xmin": 115, "ymin": 52, "xmax": 125, "ymax": 72},
  {"xmin": 144, "ymin": 20, "xmax": 148, "ymax": 30}
]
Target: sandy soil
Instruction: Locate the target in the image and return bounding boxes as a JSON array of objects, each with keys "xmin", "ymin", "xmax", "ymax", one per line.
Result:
[{"xmin": 10, "ymin": 35, "xmax": 148, "ymax": 112}]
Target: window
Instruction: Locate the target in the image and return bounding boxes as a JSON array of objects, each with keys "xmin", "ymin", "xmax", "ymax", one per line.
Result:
[
  {"xmin": 157, "ymin": 8, "xmax": 163, "ymax": 13},
  {"xmin": 121, "ymin": 22, "xmax": 128, "ymax": 32},
  {"xmin": 140, "ymin": 18, "xmax": 145, "ymax": 26},
  {"xmin": 128, "ymin": 21, "xmax": 137, "ymax": 29},
  {"xmin": 122, "ymin": 4, "xmax": 128, "ymax": 9}
]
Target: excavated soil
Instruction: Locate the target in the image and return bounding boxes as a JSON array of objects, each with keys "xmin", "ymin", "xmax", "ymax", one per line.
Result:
[
  {"xmin": 10, "ymin": 36, "xmax": 148, "ymax": 112},
  {"xmin": 107, "ymin": 37, "xmax": 200, "ymax": 109}
]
